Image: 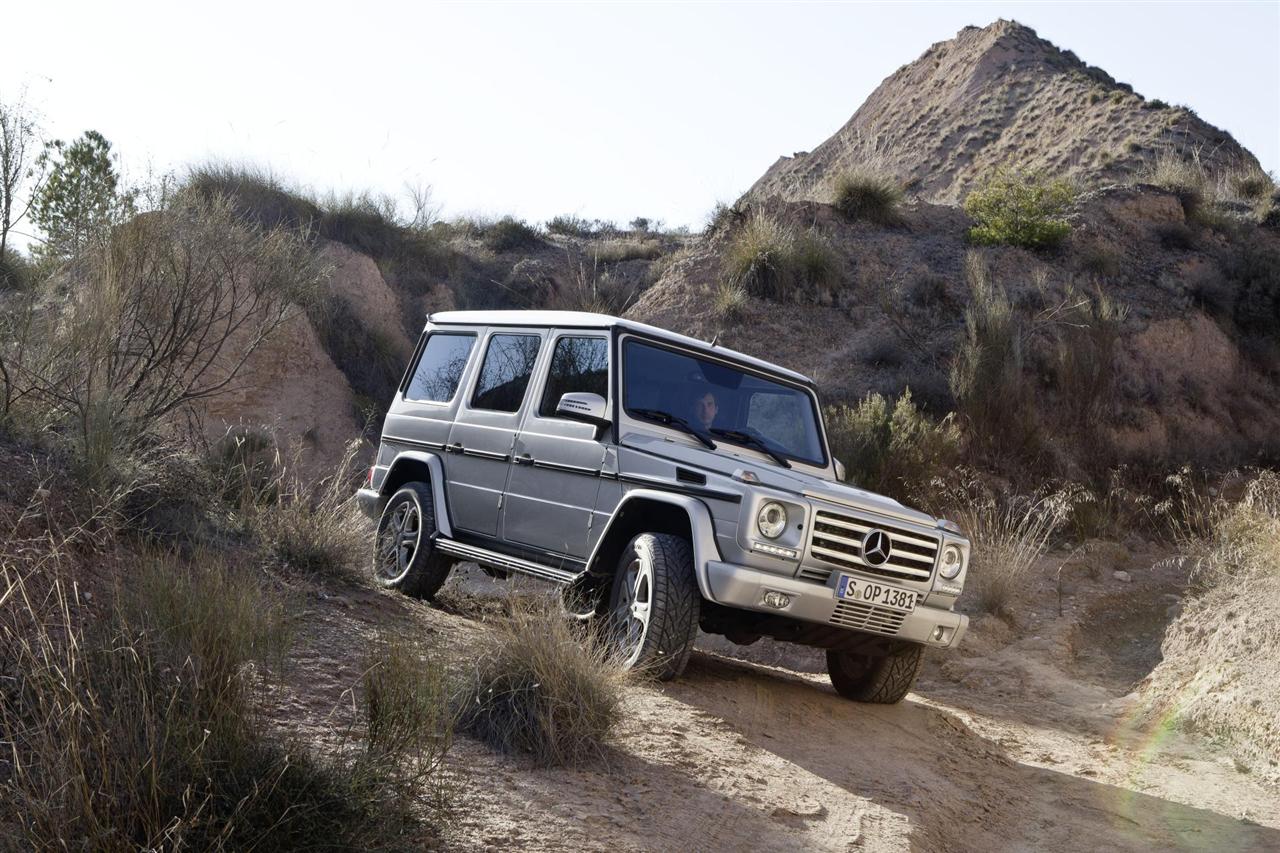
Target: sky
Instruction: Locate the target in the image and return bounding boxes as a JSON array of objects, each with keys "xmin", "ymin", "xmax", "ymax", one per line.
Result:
[{"xmin": 3, "ymin": 1, "xmax": 1278, "ymax": 237}]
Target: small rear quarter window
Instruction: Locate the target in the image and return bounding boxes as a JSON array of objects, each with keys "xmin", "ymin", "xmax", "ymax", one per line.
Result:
[{"xmin": 405, "ymin": 333, "xmax": 476, "ymax": 402}]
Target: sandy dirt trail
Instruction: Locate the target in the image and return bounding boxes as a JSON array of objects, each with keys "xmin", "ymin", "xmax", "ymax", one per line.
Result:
[{"xmin": 275, "ymin": 560, "xmax": 1280, "ymax": 853}]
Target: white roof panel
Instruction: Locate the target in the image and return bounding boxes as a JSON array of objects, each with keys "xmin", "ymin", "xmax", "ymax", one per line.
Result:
[{"xmin": 427, "ymin": 310, "xmax": 813, "ymax": 385}]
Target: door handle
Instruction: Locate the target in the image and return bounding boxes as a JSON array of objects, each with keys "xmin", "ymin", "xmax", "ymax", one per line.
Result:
[
  {"xmin": 514, "ymin": 453, "xmax": 534, "ymax": 466},
  {"xmin": 447, "ymin": 442, "xmax": 464, "ymax": 454}
]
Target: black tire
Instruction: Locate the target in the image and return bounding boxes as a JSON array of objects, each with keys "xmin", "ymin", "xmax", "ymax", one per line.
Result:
[
  {"xmin": 608, "ymin": 533, "xmax": 700, "ymax": 681},
  {"xmin": 826, "ymin": 642, "xmax": 924, "ymax": 704},
  {"xmin": 373, "ymin": 483, "xmax": 453, "ymax": 599}
]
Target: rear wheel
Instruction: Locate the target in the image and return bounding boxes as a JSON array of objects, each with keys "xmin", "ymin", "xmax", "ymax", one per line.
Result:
[
  {"xmin": 608, "ymin": 533, "xmax": 700, "ymax": 681},
  {"xmin": 826, "ymin": 642, "xmax": 923, "ymax": 704},
  {"xmin": 373, "ymin": 483, "xmax": 453, "ymax": 599}
]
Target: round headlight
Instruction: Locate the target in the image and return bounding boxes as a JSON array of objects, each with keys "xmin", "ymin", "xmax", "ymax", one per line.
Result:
[
  {"xmin": 939, "ymin": 544, "xmax": 963, "ymax": 579},
  {"xmin": 756, "ymin": 501, "xmax": 788, "ymax": 539}
]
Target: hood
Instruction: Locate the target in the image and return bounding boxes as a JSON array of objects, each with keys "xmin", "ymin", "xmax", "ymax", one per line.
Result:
[{"xmin": 620, "ymin": 432, "xmax": 938, "ymax": 527}]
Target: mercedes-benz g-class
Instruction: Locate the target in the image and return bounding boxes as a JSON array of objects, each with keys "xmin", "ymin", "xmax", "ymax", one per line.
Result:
[{"xmin": 357, "ymin": 311, "xmax": 969, "ymax": 703}]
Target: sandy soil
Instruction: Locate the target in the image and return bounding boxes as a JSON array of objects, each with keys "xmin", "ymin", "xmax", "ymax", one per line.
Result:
[{"xmin": 271, "ymin": 555, "xmax": 1280, "ymax": 853}]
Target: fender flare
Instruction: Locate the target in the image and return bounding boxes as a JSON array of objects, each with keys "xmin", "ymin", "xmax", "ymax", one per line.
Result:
[
  {"xmin": 382, "ymin": 451, "xmax": 453, "ymax": 539},
  {"xmin": 585, "ymin": 489, "xmax": 721, "ymax": 600}
]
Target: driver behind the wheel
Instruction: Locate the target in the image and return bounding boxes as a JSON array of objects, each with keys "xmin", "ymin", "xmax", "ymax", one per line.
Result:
[{"xmin": 692, "ymin": 389, "xmax": 718, "ymax": 433}]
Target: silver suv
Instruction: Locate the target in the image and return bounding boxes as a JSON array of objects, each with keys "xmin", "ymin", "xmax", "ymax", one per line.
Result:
[{"xmin": 357, "ymin": 311, "xmax": 969, "ymax": 703}]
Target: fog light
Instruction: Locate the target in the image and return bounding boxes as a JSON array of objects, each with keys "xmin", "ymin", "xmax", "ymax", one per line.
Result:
[
  {"xmin": 752, "ymin": 541, "xmax": 798, "ymax": 559},
  {"xmin": 932, "ymin": 626, "xmax": 946, "ymax": 642},
  {"xmin": 762, "ymin": 591, "xmax": 791, "ymax": 609}
]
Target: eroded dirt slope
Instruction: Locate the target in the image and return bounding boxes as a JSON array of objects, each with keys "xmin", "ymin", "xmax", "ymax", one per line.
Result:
[{"xmin": 274, "ymin": 557, "xmax": 1280, "ymax": 852}]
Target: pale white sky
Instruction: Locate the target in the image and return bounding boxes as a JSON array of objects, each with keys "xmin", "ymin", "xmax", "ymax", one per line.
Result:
[{"xmin": 4, "ymin": 1, "xmax": 1278, "ymax": 233}]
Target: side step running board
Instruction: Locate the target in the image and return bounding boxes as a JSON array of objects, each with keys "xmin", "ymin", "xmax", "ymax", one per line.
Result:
[{"xmin": 435, "ymin": 539, "xmax": 578, "ymax": 585}]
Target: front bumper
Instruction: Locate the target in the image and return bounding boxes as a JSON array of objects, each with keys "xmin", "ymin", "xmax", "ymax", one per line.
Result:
[{"xmin": 704, "ymin": 560, "xmax": 968, "ymax": 648}]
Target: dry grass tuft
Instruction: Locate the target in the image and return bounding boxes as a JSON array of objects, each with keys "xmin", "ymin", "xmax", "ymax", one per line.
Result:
[
  {"xmin": 458, "ymin": 603, "xmax": 627, "ymax": 766},
  {"xmin": 831, "ymin": 166, "xmax": 904, "ymax": 224},
  {"xmin": 0, "ymin": 545, "xmax": 448, "ymax": 849},
  {"xmin": 721, "ymin": 213, "xmax": 840, "ymax": 300},
  {"xmin": 245, "ymin": 440, "xmax": 370, "ymax": 580},
  {"xmin": 954, "ymin": 492, "xmax": 1071, "ymax": 617}
]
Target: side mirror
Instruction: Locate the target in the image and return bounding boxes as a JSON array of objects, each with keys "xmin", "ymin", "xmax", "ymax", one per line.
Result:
[
  {"xmin": 556, "ymin": 392, "xmax": 610, "ymax": 437},
  {"xmin": 834, "ymin": 458, "xmax": 847, "ymax": 482}
]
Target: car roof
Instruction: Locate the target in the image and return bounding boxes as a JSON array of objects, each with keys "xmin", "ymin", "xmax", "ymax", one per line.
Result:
[{"xmin": 427, "ymin": 310, "xmax": 814, "ymax": 386}]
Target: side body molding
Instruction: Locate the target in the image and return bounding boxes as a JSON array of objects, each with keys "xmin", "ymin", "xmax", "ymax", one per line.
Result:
[
  {"xmin": 585, "ymin": 488, "xmax": 721, "ymax": 600},
  {"xmin": 382, "ymin": 451, "xmax": 453, "ymax": 539}
]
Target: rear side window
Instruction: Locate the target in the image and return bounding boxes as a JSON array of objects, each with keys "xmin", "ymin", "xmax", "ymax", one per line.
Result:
[
  {"xmin": 471, "ymin": 334, "xmax": 541, "ymax": 412},
  {"xmin": 405, "ymin": 333, "xmax": 476, "ymax": 402},
  {"xmin": 539, "ymin": 336, "xmax": 609, "ymax": 417}
]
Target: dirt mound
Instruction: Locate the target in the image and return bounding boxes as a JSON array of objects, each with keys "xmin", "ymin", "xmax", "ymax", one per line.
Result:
[
  {"xmin": 1142, "ymin": 574, "xmax": 1280, "ymax": 784},
  {"xmin": 746, "ymin": 19, "xmax": 1258, "ymax": 206}
]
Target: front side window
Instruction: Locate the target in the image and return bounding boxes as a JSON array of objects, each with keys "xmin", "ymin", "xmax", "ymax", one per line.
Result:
[
  {"xmin": 471, "ymin": 334, "xmax": 541, "ymax": 412},
  {"xmin": 622, "ymin": 338, "xmax": 826, "ymax": 466},
  {"xmin": 539, "ymin": 336, "xmax": 609, "ymax": 417},
  {"xmin": 405, "ymin": 333, "xmax": 476, "ymax": 402}
]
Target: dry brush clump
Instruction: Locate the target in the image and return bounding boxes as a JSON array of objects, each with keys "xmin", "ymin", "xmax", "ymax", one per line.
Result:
[
  {"xmin": 831, "ymin": 166, "xmax": 904, "ymax": 225},
  {"xmin": 720, "ymin": 212, "xmax": 839, "ymax": 302},
  {"xmin": 458, "ymin": 603, "xmax": 628, "ymax": 767},
  {"xmin": 953, "ymin": 491, "xmax": 1071, "ymax": 617},
  {"xmin": 0, "ymin": 544, "xmax": 452, "ymax": 849},
  {"xmin": 0, "ymin": 193, "xmax": 328, "ymax": 487},
  {"xmin": 240, "ymin": 440, "xmax": 371, "ymax": 581},
  {"xmin": 1143, "ymin": 473, "xmax": 1280, "ymax": 781},
  {"xmin": 825, "ymin": 388, "xmax": 961, "ymax": 506}
]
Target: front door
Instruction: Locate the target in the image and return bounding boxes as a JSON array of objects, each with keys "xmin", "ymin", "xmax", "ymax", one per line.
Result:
[
  {"xmin": 445, "ymin": 330, "xmax": 544, "ymax": 538},
  {"xmin": 503, "ymin": 333, "xmax": 610, "ymax": 559}
]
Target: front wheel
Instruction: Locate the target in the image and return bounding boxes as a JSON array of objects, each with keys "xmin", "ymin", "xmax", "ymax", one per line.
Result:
[
  {"xmin": 826, "ymin": 642, "xmax": 924, "ymax": 704},
  {"xmin": 373, "ymin": 483, "xmax": 453, "ymax": 599},
  {"xmin": 608, "ymin": 533, "xmax": 700, "ymax": 681}
]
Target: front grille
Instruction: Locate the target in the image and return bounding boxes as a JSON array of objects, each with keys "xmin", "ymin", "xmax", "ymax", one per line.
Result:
[
  {"xmin": 804, "ymin": 510, "xmax": 939, "ymax": 584},
  {"xmin": 829, "ymin": 599, "xmax": 908, "ymax": 635}
]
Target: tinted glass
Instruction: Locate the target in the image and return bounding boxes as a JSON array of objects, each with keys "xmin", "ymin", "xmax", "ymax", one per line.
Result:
[
  {"xmin": 405, "ymin": 333, "xmax": 475, "ymax": 402},
  {"xmin": 622, "ymin": 339, "xmax": 825, "ymax": 466},
  {"xmin": 472, "ymin": 334, "xmax": 541, "ymax": 412},
  {"xmin": 539, "ymin": 336, "xmax": 609, "ymax": 417}
]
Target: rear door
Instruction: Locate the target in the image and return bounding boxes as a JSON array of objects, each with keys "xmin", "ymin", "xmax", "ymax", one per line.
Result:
[
  {"xmin": 445, "ymin": 329, "xmax": 545, "ymax": 538},
  {"xmin": 502, "ymin": 331, "xmax": 610, "ymax": 559}
]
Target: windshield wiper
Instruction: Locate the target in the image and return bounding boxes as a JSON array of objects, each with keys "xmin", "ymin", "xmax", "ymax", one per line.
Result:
[
  {"xmin": 630, "ymin": 408, "xmax": 717, "ymax": 450},
  {"xmin": 710, "ymin": 428, "xmax": 792, "ymax": 468}
]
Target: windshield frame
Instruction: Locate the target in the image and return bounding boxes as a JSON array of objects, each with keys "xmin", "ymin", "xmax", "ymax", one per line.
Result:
[{"xmin": 617, "ymin": 332, "xmax": 830, "ymax": 469}]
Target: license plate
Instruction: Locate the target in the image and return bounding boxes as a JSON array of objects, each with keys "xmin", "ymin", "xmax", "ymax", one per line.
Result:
[{"xmin": 835, "ymin": 575, "xmax": 917, "ymax": 612}]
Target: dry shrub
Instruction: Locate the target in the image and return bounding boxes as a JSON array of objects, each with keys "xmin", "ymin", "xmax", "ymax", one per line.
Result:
[
  {"xmin": 713, "ymin": 278, "xmax": 749, "ymax": 318},
  {"xmin": 458, "ymin": 603, "xmax": 627, "ymax": 766},
  {"xmin": 954, "ymin": 492, "xmax": 1070, "ymax": 616},
  {"xmin": 825, "ymin": 388, "xmax": 961, "ymax": 505},
  {"xmin": 722, "ymin": 211, "xmax": 794, "ymax": 300},
  {"xmin": 550, "ymin": 253, "xmax": 641, "ymax": 315},
  {"xmin": 248, "ymin": 440, "xmax": 370, "ymax": 579},
  {"xmin": 949, "ymin": 252, "xmax": 1038, "ymax": 457},
  {"xmin": 363, "ymin": 635, "xmax": 454, "ymax": 810},
  {"xmin": 1143, "ymin": 473, "xmax": 1280, "ymax": 779},
  {"xmin": 0, "ymin": 550, "xmax": 446, "ymax": 850},
  {"xmin": 1052, "ymin": 285, "xmax": 1127, "ymax": 430},
  {"xmin": 721, "ymin": 213, "xmax": 839, "ymax": 300},
  {"xmin": 592, "ymin": 238, "xmax": 663, "ymax": 264},
  {"xmin": 832, "ymin": 166, "xmax": 903, "ymax": 224}
]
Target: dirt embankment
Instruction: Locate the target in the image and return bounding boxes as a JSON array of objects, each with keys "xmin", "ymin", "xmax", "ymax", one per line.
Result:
[{"xmin": 273, "ymin": 553, "xmax": 1280, "ymax": 852}]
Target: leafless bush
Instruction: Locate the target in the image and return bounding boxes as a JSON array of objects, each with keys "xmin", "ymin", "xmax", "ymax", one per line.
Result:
[
  {"xmin": 0, "ymin": 194, "xmax": 328, "ymax": 482},
  {"xmin": 1052, "ymin": 284, "xmax": 1127, "ymax": 429},
  {"xmin": 458, "ymin": 603, "xmax": 627, "ymax": 766}
]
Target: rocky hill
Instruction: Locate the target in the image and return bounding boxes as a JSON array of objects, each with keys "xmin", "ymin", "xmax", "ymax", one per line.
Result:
[{"xmin": 746, "ymin": 20, "xmax": 1261, "ymax": 206}]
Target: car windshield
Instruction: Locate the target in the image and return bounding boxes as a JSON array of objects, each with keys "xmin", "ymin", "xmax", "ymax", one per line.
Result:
[{"xmin": 622, "ymin": 338, "xmax": 826, "ymax": 467}]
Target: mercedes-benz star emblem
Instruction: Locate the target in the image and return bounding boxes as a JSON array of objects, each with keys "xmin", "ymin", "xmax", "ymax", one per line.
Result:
[{"xmin": 862, "ymin": 529, "xmax": 892, "ymax": 567}]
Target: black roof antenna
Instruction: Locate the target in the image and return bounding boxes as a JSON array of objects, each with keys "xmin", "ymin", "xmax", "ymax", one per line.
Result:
[{"xmin": 709, "ymin": 332, "xmax": 719, "ymax": 347}]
